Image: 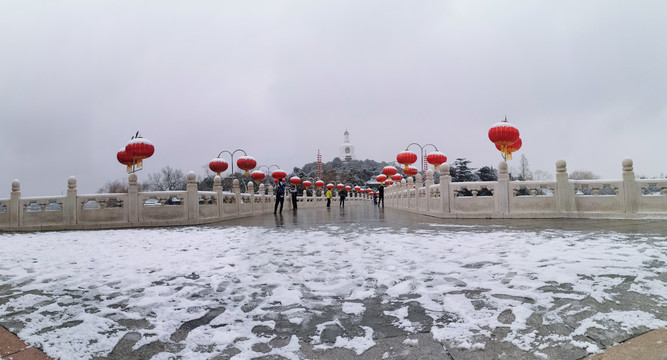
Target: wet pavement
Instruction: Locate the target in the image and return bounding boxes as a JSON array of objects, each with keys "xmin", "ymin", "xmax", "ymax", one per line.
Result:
[{"xmin": 0, "ymin": 204, "xmax": 665, "ymax": 359}]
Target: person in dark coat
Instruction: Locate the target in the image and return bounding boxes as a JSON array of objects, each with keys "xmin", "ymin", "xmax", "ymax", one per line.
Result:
[
  {"xmin": 378, "ymin": 184, "xmax": 384, "ymax": 207},
  {"xmin": 274, "ymin": 178, "xmax": 285, "ymax": 214},
  {"xmin": 339, "ymin": 188, "xmax": 347, "ymax": 208},
  {"xmin": 290, "ymin": 185, "xmax": 298, "ymax": 210}
]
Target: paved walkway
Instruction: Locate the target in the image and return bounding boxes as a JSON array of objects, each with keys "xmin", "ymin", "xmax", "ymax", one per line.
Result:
[{"xmin": 0, "ymin": 325, "xmax": 52, "ymax": 360}]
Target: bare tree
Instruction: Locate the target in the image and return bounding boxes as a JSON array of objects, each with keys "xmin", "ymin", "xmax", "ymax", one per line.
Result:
[
  {"xmin": 97, "ymin": 179, "xmax": 128, "ymax": 193},
  {"xmin": 569, "ymin": 171, "xmax": 600, "ymax": 180},
  {"xmin": 145, "ymin": 166, "xmax": 187, "ymax": 191},
  {"xmin": 519, "ymin": 154, "xmax": 533, "ymax": 181},
  {"xmin": 533, "ymin": 169, "xmax": 554, "ymax": 181}
]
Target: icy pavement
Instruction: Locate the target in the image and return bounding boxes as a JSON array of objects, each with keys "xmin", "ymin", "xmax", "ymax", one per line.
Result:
[{"xmin": 0, "ymin": 207, "xmax": 666, "ymax": 360}]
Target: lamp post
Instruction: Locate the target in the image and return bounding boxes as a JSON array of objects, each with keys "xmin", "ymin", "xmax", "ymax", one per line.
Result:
[{"xmin": 403, "ymin": 143, "xmax": 438, "ymax": 174}]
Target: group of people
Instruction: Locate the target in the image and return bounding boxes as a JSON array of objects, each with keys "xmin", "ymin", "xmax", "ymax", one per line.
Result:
[{"xmin": 273, "ymin": 179, "xmax": 384, "ymax": 214}]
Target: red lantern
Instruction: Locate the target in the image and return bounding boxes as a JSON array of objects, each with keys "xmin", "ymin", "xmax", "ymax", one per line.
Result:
[
  {"xmin": 209, "ymin": 158, "xmax": 229, "ymax": 176},
  {"xmin": 396, "ymin": 151, "xmax": 418, "ymax": 171},
  {"xmin": 303, "ymin": 180, "xmax": 312, "ymax": 189},
  {"xmin": 250, "ymin": 170, "xmax": 265, "ymax": 184},
  {"xmin": 345, "ymin": 185, "xmax": 351, "ymax": 192},
  {"xmin": 376, "ymin": 174, "xmax": 387, "ymax": 183},
  {"xmin": 382, "ymin": 166, "xmax": 398, "ymax": 178},
  {"xmin": 290, "ymin": 176, "xmax": 301, "ymax": 186},
  {"xmin": 426, "ymin": 151, "xmax": 447, "ymax": 171},
  {"xmin": 391, "ymin": 174, "xmax": 403, "ymax": 181},
  {"xmin": 315, "ymin": 180, "xmax": 325, "ymax": 188},
  {"xmin": 117, "ymin": 148, "xmax": 134, "ymax": 173},
  {"xmin": 337, "ymin": 183, "xmax": 344, "ymax": 190},
  {"xmin": 354, "ymin": 186, "xmax": 361, "ymax": 193},
  {"xmin": 495, "ymin": 138, "xmax": 522, "ymax": 160},
  {"xmin": 386, "ymin": 180, "xmax": 394, "ymax": 185},
  {"xmin": 274, "ymin": 178, "xmax": 279, "ymax": 184},
  {"xmin": 404, "ymin": 166, "xmax": 418, "ymax": 177},
  {"xmin": 272, "ymin": 169, "xmax": 287, "ymax": 180},
  {"xmin": 366, "ymin": 188, "xmax": 373, "ymax": 194},
  {"xmin": 326, "ymin": 183, "xmax": 334, "ymax": 190},
  {"xmin": 236, "ymin": 156, "xmax": 257, "ymax": 176},
  {"xmin": 489, "ymin": 117, "xmax": 520, "ymax": 159},
  {"xmin": 125, "ymin": 137, "xmax": 155, "ymax": 169}
]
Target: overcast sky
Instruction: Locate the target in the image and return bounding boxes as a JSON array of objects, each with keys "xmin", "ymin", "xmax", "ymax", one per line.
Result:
[{"xmin": 2, "ymin": 1, "xmax": 666, "ymax": 196}]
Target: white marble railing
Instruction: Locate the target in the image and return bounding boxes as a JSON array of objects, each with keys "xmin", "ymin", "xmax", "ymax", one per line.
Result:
[
  {"xmin": 386, "ymin": 158, "xmax": 667, "ymax": 219},
  {"xmin": 0, "ymin": 172, "xmax": 370, "ymax": 231}
]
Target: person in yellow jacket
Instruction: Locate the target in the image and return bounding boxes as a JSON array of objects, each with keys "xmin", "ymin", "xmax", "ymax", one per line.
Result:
[{"xmin": 325, "ymin": 188, "xmax": 333, "ymax": 208}]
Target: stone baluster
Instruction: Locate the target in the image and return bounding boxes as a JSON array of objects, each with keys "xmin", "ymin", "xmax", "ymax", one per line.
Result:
[
  {"xmin": 65, "ymin": 176, "xmax": 77, "ymax": 225},
  {"xmin": 10, "ymin": 179, "xmax": 20, "ymax": 227},
  {"xmin": 213, "ymin": 176, "xmax": 223, "ymax": 218},
  {"xmin": 233, "ymin": 179, "xmax": 240, "ymax": 215},
  {"xmin": 440, "ymin": 164, "xmax": 451, "ymax": 213},
  {"xmin": 407, "ymin": 176, "xmax": 414, "ymax": 209},
  {"xmin": 187, "ymin": 171, "xmax": 199, "ymax": 221},
  {"xmin": 259, "ymin": 183, "xmax": 265, "ymax": 212},
  {"xmin": 128, "ymin": 173, "xmax": 139, "ymax": 223},
  {"xmin": 622, "ymin": 158, "xmax": 637, "ymax": 213},
  {"xmin": 425, "ymin": 169, "xmax": 434, "ymax": 212},
  {"xmin": 415, "ymin": 173, "xmax": 423, "ymax": 211},
  {"xmin": 247, "ymin": 182, "xmax": 255, "ymax": 213},
  {"xmin": 555, "ymin": 160, "xmax": 575, "ymax": 213}
]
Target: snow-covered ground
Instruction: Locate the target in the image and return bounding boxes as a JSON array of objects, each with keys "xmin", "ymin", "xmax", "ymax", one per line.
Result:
[{"xmin": 0, "ymin": 219, "xmax": 665, "ymax": 359}]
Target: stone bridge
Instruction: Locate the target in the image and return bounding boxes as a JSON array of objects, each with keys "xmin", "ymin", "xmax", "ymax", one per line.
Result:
[{"xmin": 0, "ymin": 158, "xmax": 665, "ymax": 232}]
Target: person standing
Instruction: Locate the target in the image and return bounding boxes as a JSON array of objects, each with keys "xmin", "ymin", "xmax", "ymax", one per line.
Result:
[
  {"xmin": 378, "ymin": 184, "xmax": 384, "ymax": 208},
  {"xmin": 290, "ymin": 185, "xmax": 298, "ymax": 210},
  {"xmin": 339, "ymin": 187, "xmax": 347, "ymax": 208},
  {"xmin": 274, "ymin": 178, "xmax": 285, "ymax": 214},
  {"xmin": 325, "ymin": 188, "xmax": 333, "ymax": 208}
]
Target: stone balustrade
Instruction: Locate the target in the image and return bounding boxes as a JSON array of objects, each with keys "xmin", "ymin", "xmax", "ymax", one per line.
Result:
[
  {"xmin": 0, "ymin": 172, "xmax": 370, "ymax": 232},
  {"xmin": 385, "ymin": 158, "xmax": 667, "ymax": 219}
]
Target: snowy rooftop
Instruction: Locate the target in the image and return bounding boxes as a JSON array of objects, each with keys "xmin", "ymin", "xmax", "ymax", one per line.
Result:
[{"xmin": 0, "ymin": 209, "xmax": 665, "ymax": 359}]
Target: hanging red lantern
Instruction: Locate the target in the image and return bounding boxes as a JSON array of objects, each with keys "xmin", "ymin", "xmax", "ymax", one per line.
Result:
[
  {"xmin": 326, "ymin": 183, "xmax": 335, "ymax": 190},
  {"xmin": 366, "ymin": 188, "xmax": 373, "ymax": 194},
  {"xmin": 354, "ymin": 186, "xmax": 361, "ymax": 193},
  {"xmin": 345, "ymin": 185, "xmax": 351, "ymax": 192},
  {"xmin": 495, "ymin": 138, "xmax": 522, "ymax": 160},
  {"xmin": 426, "ymin": 151, "xmax": 447, "ymax": 171},
  {"xmin": 337, "ymin": 183, "xmax": 344, "ymax": 190},
  {"xmin": 489, "ymin": 117, "xmax": 520, "ymax": 159},
  {"xmin": 236, "ymin": 156, "xmax": 257, "ymax": 176},
  {"xmin": 274, "ymin": 178, "xmax": 279, "ymax": 184},
  {"xmin": 396, "ymin": 151, "xmax": 418, "ymax": 171},
  {"xmin": 250, "ymin": 170, "xmax": 265, "ymax": 184},
  {"xmin": 272, "ymin": 169, "xmax": 287, "ymax": 180},
  {"xmin": 209, "ymin": 158, "xmax": 229, "ymax": 176},
  {"xmin": 117, "ymin": 148, "xmax": 134, "ymax": 173},
  {"xmin": 391, "ymin": 174, "xmax": 403, "ymax": 181},
  {"xmin": 303, "ymin": 180, "xmax": 312, "ymax": 189},
  {"xmin": 290, "ymin": 176, "xmax": 301, "ymax": 186},
  {"xmin": 125, "ymin": 136, "xmax": 155, "ymax": 169},
  {"xmin": 385, "ymin": 180, "xmax": 394, "ymax": 185},
  {"xmin": 404, "ymin": 166, "xmax": 418, "ymax": 177},
  {"xmin": 382, "ymin": 166, "xmax": 398, "ymax": 179},
  {"xmin": 376, "ymin": 174, "xmax": 387, "ymax": 183},
  {"xmin": 315, "ymin": 180, "xmax": 325, "ymax": 188}
]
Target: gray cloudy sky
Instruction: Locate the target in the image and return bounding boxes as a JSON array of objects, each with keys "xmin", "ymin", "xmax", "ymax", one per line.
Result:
[{"xmin": 2, "ymin": 1, "xmax": 666, "ymax": 196}]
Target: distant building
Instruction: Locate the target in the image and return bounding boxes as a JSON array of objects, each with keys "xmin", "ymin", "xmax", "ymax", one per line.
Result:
[{"xmin": 339, "ymin": 130, "xmax": 356, "ymax": 161}]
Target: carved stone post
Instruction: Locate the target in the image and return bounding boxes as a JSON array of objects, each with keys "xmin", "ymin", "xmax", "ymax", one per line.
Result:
[
  {"xmin": 407, "ymin": 177, "xmax": 414, "ymax": 209},
  {"xmin": 555, "ymin": 160, "xmax": 575, "ymax": 213},
  {"xmin": 622, "ymin": 158, "xmax": 637, "ymax": 213},
  {"xmin": 10, "ymin": 179, "xmax": 20, "ymax": 227},
  {"xmin": 246, "ymin": 182, "xmax": 254, "ymax": 213},
  {"xmin": 233, "ymin": 179, "xmax": 240, "ymax": 215},
  {"xmin": 128, "ymin": 173, "xmax": 139, "ymax": 223},
  {"xmin": 440, "ymin": 164, "xmax": 451, "ymax": 214},
  {"xmin": 65, "ymin": 176, "xmax": 77, "ymax": 225},
  {"xmin": 213, "ymin": 175, "xmax": 223, "ymax": 219},
  {"xmin": 497, "ymin": 161, "xmax": 510, "ymax": 214},
  {"xmin": 187, "ymin": 171, "xmax": 199, "ymax": 221},
  {"xmin": 415, "ymin": 173, "xmax": 423, "ymax": 211},
  {"xmin": 425, "ymin": 169, "xmax": 434, "ymax": 212}
]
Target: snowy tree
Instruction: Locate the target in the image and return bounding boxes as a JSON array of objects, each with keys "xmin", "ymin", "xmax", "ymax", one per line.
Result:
[
  {"xmin": 451, "ymin": 158, "xmax": 479, "ymax": 182},
  {"xmin": 475, "ymin": 166, "xmax": 498, "ymax": 181},
  {"xmin": 518, "ymin": 154, "xmax": 533, "ymax": 181}
]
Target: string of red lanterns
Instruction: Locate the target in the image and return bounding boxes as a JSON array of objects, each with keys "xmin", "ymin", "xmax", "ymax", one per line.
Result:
[
  {"xmin": 117, "ymin": 132, "xmax": 155, "ymax": 173},
  {"xmin": 488, "ymin": 116, "xmax": 521, "ymax": 160}
]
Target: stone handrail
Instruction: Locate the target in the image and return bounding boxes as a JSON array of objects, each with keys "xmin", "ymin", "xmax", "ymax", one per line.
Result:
[
  {"xmin": 385, "ymin": 158, "xmax": 667, "ymax": 219},
  {"xmin": 0, "ymin": 172, "xmax": 372, "ymax": 231}
]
